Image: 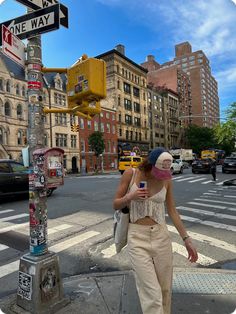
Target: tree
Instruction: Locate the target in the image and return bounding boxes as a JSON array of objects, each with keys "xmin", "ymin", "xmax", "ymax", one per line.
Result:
[
  {"xmin": 184, "ymin": 125, "xmax": 217, "ymax": 156},
  {"xmin": 88, "ymin": 131, "xmax": 105, "ymax": 172},
  {"xmin": 226, "ymin": 101, "xmax": 236, "ymax": 120},
  {"xmin": 214, "ymin": 121, "xmax": 236, "ymax": 155}
]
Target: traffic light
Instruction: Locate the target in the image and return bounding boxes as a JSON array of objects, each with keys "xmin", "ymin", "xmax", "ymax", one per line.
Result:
[
  {"xmin": 71, "ymin": 124, "xmax": 76, "ymax": 132},
  {"xmin": 67, "ymin": 56, "xmax": 106, "ymax": 117},
  {"xmin": 76, "ymin": 125, "xmax": 79, "ymax": 132}
]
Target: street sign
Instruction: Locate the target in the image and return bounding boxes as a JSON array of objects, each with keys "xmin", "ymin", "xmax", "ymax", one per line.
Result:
[
  {"xmin": 15, "ymin": 0, "xmax": 68, "ymax": 28},
  {"xmin": 0, "ymin": 4, "xmax": 60, "ymax": 46},
  {"xmin": 2, "ymin": 25, "xmax": 25, "ymax": 67}
]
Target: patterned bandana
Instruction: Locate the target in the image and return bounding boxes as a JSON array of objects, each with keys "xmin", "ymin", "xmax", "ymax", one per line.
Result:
[{"xmin": 148, "ymin": 148, "xmax": 173, "ymax": 180}]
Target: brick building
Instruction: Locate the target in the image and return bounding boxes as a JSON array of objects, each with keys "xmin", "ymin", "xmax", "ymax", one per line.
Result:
[{"xmin": 79, "ymin": 107, "xmax": 118, "ymax": 173}]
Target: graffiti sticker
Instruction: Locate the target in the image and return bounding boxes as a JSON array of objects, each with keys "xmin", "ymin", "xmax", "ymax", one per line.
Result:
[{"xmin": 17, "ymin": 271, "xmax": 32, "ymax": 300}]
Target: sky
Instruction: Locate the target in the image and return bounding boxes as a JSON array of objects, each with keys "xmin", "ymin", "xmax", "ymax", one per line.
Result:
[{"xmin": 0, "ymin": 0, "xmax": 236, "ymax": 119}]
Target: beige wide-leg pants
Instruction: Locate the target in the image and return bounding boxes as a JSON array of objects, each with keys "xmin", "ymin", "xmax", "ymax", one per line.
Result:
[{"xmin": 128, "ymin": 223, "xmax": 173, "ymax": 314}]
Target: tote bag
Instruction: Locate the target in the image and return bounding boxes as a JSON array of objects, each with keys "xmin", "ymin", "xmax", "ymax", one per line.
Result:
[{"xmin": 113, "ymin": 168, "xmax": 135, "ymax": 253}]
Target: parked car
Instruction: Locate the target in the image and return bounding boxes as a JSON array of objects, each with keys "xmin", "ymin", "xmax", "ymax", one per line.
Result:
[
  {"xmin": 118, "ymin": 156, "xmax": 143, "ymax": 174},
  {"xmin": 171, "ymin": 159, "xmax": 184, "ymax": 174},
  {"xmin": 222, "ymin": 157, "xmax": 236, "ymax": 173},
  {"xmin": 175, "ymin": 159, "xmax": 189, "ymax": 169},
  {"xmin": 192, "ymin": 158, "xmax": 213, "ymax": 174},
  {"xmin": 0, "ymin": 159, "xmax": 56, "ymax": 199}
]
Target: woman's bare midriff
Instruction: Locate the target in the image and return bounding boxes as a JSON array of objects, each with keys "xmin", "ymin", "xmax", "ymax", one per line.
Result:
[{"xmin": 134, "ymin": 216, "xmax": 158, "ymax": 225}]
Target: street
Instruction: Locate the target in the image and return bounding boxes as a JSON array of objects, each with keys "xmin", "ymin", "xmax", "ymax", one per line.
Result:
[{"xmin": 0, "ymin": 167, "xmax": 236, "ymax": 298}]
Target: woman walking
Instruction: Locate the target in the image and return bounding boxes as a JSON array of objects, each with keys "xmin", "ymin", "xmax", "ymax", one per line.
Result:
[{"xmin": 113, "ymin": 147, "xmax": 198, "ymax": 314}]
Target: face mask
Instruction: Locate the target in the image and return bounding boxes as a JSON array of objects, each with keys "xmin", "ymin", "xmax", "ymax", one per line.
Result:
[{"xmin": 151, "ymin": 166, "xmax": 172, "ymax": 180}]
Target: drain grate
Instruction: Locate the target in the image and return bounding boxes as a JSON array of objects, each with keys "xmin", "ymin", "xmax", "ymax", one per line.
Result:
[{"xmin": 173, "ymin": 272, "xmax": 236, "ymax": 294}]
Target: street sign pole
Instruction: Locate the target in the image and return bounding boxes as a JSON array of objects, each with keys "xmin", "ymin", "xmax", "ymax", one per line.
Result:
[{"xmin": 15, "ymin": 10, "xmax": 68, "ymax": 314}]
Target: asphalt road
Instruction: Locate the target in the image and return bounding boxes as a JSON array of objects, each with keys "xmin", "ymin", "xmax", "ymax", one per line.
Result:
[{"xmin": 0, "ymin": 167, "xmax": 236, "ymax": 298}]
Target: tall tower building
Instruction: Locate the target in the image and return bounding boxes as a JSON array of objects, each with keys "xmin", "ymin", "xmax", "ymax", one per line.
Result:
[{"xmin": 174, "ymin": 42, "xmax": 219, "ymax": 127}]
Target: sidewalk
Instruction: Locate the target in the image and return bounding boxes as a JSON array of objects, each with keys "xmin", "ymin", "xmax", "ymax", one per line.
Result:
[{"xmin": 1, "ymin": 267, "xmax": 236, "ymax": 314}]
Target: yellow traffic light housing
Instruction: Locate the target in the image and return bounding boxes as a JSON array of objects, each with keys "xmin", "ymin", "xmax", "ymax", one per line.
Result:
[{"xmin": 67, "ymin": 56, "xmax": 106, "ymax": 115}]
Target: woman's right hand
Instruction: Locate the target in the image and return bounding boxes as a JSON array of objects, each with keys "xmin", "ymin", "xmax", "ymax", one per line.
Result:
[{"xmin": 126, "ymin": 188, "xmax": 149, "ymax": 202}]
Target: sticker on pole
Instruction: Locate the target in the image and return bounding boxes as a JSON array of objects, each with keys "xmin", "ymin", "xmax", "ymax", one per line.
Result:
[{"xmin": 2, "ymin": 25, "xmax": 25, "ymax": 67}]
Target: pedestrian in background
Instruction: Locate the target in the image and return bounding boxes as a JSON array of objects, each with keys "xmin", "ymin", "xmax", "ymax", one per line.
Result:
[
  {"xmin": 113, "ymin": 147, "xmax": 198, "ymax": 314},
  {"xmin": 210, "ymin": 159, "xmax": 217, "ymax": 181}
]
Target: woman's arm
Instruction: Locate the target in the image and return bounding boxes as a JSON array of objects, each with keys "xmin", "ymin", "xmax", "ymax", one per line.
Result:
[
  {"xmin": 113, "ymin": 168, "xmax": 148, "ymax": 210},
  {"xmin": 165, "ymin": 180, "xmax": 198, "ymax": 263}
]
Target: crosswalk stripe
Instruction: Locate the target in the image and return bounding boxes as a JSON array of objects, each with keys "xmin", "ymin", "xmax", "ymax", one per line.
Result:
[
  {"xmin": 0, "ymin": 244, "xmax": 9, "ymax": 251},
  {"xmin": 0, "ymin": 209, "xmax": 14, "ymax": 215},
  {"xmin": 172, "ymin": 175, "xmax": 185, "ymax": 180},
  {"xmin": 224, "ymin": 195, "xmax": 236, "ymax": 199},
  {"xmin": 49, "ymin": 230, "xmax": 100, "ymax": 253},
  {"xmin": 0, "ymin": 230, "xmax": 100, "ymax": 279},
  {"xmin": 179, "ymin": 215, "xmax": 236, "ymax": 232},
  {"xmin": 203, "ymin": 192, "xmax": 219, "ymax": 196},
  {"xmin": 0, "ymin": 222, "xmax": 29, "ymax": 234},
  {"xmin": 172, "ymin": 242, "xmax": 217, "ymax": 266},
  {"xmin": 0, "ymin": 214, "xmax": 28, "ymax": 222},
  {"xmin": 175, "ymin": 176, "xmax": 196, "ymax": 182},
  {"xmin": 177, "ymin": 206, "xmax": 236, "ymax": 221},
  {"xmin": 189, "ymin": 178, "xmax": 206, "ymax": 183},
  {"xmin": 201, "ymin": 180, "xmax": 214, "ymax": 184},
  {"xmin": 167, "ymin": 225, "xmax": 236, "ymax": 253},
  {"xmin": 188, "ymin": 201, "xmax": 226, "ymax": 209},
  {"xmin": 194, "ymin": 198, "xmax": 236, "ymax": 206},
  {"xmin": 48, "ymin": 224, "xmax": 72, "ymax": 235}
]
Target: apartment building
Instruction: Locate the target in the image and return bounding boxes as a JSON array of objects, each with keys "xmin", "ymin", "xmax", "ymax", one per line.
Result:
[
  {"xmin": 173, "ymin": 42, "xmax": 219, "ymax": 127},
  {"xmin": 142, "ymin": 55, "xmax": 192, "ymax": 128},
  {"xmin": 97, "ymin": 45, "xmax": 150, "ymax": 158}
]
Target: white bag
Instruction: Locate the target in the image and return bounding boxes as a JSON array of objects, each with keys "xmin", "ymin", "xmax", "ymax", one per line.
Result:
[{"xmin": 113, "ymin": 169, "xmax": 135, "ymax": 253}]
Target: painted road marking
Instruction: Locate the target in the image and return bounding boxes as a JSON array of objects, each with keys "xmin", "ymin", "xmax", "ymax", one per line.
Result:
[
  {"xmin": 48, "ymin": 224, "xmax": 72, "ymax": 235},
  {"xmin": 0, "ymin": 222, "xmax": 29, "ymax": 234},
  {"xmin": 194, "ymin": 198, "xmax": 236, "ymax": 206},
  {"xmin": 201, "ymin": 180, "xmax": 214, "ymax": 184},
  {"xmin": 0, "ymin": 230, "xmax": 100, "ymax": 279},
  {"xmin": 175, "ymin": 176, "xmax": 196, "ymax": 182},
  {"xmin": 0, "ymin": 213, "xmax": 28, "ymax": 222},
  {"xmin": 188, "ymin": 202, "xmax": 225, "ymax": 209},
  {"xmin": 177, "ymin": 206, "xmax": 236, "ymax": 221},
  {"xmin": 167, "ymin": 225, "xmax": 236, "ymax": 254},
  {"xmin": 0, "ymin": 244, "xmax": 9, "ymax": 251},
  {"xmin": 172, "ymin": 242, "xmax": 217, "ymax": 266},
  {"xmin": 189, "ymin": 178, "xmax": 206, "ymax": 183},
  {"xmin": 0, "ymin": 209, "xmax": 14, "ymax": 215}
]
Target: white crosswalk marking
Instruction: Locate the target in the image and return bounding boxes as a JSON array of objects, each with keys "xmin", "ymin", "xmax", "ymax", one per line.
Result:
[
  {"xmin": 0, "ymin": 213, "xmax": 28, "ymax": 222},
  {"xmin": 167, "ymin": 225, "xmax": 236, "ymax": 253},
  {"xmin": 0, "ymin": 230, "xmax": 100, "ymax": 279},
  {"xmin": 177, "ymin": 206, "xmax": 236, "ymax": 221},
  {"xmin": 175, "ymin": 176, "xmax": 196, "ymax": 182},
  {"xmin": 194, "ymin": 198, "xmax": 236, "ymax": 207},
  {"xmin": 0, "ymin": 209, "xmax": 14, "ymax": 215},
  {"xmin": 201, "ymin": 180, "xmax": 214, "ymax": 184},
  {"xmin": 48, "ymin": 224, "xmax": 72, "ymax": 235},
  {"xmin": 189, "ymin": 178, "xmax": 206, "ymax": 183},
  {"xmin": 188, "ymin": 201, "xmax": 226, "ymax": 209},
  {"xmin": 0, "ymin": 223, "xmax": 29, "ymax": 234},
  {"xmin": 172, "ymin": 242, "xmax": 217, "ymax": 266},
  {"xmin": 0, "ymin": 244, "xmax": 9, "ymax": 251}
]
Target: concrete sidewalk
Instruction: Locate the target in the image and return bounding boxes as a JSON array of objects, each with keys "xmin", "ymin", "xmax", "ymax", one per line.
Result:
[{"xmin": 1, "ymin": 267, "xmax": 236, "ymax": 314}]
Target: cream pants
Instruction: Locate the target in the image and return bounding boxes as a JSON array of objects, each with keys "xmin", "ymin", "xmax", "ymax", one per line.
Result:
[{"xmin": 128, "ymin": 223, "xmax": 173, "ymax": 314}]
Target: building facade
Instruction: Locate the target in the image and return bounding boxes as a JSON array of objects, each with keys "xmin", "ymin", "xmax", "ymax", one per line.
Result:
[
  {"xmin": 79, "ymin": 107, "xmax": 118, "ymax": 173},
  {"xmin": 97, "ymin": 45, "xmax": 150, "ymax": 158}
]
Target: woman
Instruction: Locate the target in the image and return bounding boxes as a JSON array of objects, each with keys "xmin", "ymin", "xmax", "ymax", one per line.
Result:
[{"xmin": 113, "ymin": 147, "xmax": 198, "ymax": 314}]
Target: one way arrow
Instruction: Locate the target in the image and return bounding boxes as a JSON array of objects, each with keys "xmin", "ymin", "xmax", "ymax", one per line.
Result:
[{"xmin": 15, "ymin": 0, "xmax": 68, "ymax": 28}]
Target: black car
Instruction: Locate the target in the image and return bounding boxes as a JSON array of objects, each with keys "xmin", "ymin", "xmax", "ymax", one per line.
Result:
[
  {"xmin": 0, "ymin": 159, "xmax": 56, "ymax": 199},
  {"xmin": 222, "ymin": 157, "xmax": 236, "ymax": 173},
  {"xmin": 192, "ymin": 158, "xmax": 213, "ymax": 174}
]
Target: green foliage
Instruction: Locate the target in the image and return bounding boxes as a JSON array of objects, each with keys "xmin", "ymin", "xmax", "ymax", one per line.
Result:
[
  {"xmin": 88, "ymin": 131, "xmax": 105, "ymax": 157},
  {"xmin": 226, "ymin": 102, "xmax": 236, "ymax": 120},
  {"xmin": 184, "ymin": 125, "xmax": 217, "ymax": 155},
  {"xmin": 214, "ymin": 120, "xmax": 236, "ymax": 155}
]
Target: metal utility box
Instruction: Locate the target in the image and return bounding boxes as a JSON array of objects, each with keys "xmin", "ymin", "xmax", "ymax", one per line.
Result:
[{"xmin": 33, "ymin": 148, "xmax": 64, "ymax": 189}]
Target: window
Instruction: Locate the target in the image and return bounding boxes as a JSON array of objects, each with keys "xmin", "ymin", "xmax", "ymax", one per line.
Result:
[
  {"xmin": 55, "ymin": 133, "xmax": 67, "ymax": 147},
  {"xmin": 44, "ymin": 133, "xmax": 48, "ymax": 146},
  {"xmin": 6, "ymin": 80, "xmax": 11, "ymax": 92},
  {"xmin": 0, "ymin": 162, "xmax": 9, "ymax": 173},
  {"xmin": 106, "ymin": 112, "xmax": 110, "ymax": 119},
  {"xmin": 94, "ymin": 121, "xmax": 99, "ymax": 131},
  {"xmin": 17, "ymin": 104, "xmax": 23, "ymax": 118},
  {"xmin": 16, "ymin": 84, "xmax": 20, "ymax": 95},
  {"xmin": 4, "ymin": 102, "xmax": 11, "ymax": 116},
  {"xmin": 87, "ymin": 120, "xmax": 91, "ymax": 129},
  {"xmin": 0, "ymin": 79, "xmax": 3, "ymax": 91},
  {"xmin": 22, "ymin": 86, "xmax": 26, "ymax": 96},
  {"xmin": 124, "ymin": 98, "xmax": 132, "ymax": 110},
  {"xmin": 133, "ymin": 102, "xmax": 140, "ymax": 113},
  {"xmin": 100, "ymin": 123, "xmax": 104, "ymax": 132},
  {"xmin": 112, "ymin": 114, "xmax": 115, "ymax": 121},
  {"xmin": 118, "ymin": 113, "xmax": 121, "ymax": 122},
  {"xmin": 133, "ymin": 87, "xmax": 140, "ymax": 97},
  {"xmin": 134, "ymin": 117, "xmax": 140, "ymax": 126},
  {"xmin": 190, "ymin": 61, "xmax": 195, "ymax": 66},
  {"xmin": 117, "ymin": 95, "xmax": 121, "ymax": 106},
  {"xmin": 198, "ymin": 59, "xmax": 203, "ymax": 63},
  {"xmin": 126, "ymin": 130, "xmax": 129, "ymax": 140},
  {"xmin": 71, "ymin": 135, "xmax": 77, "ymax": 148},
  {"xmin": 119, "ymin": 128, "xmax": 122, "ymax": 136},
  {"xmin": 80, "ymin": 118, "xmax": 84, "ymax": 129},
  {"xmin": 80, "ymin": 139, "xmax": 85, "ymax": 152},
  {"xmin": 112, "ymin": 125, "xmax": 116, "ymax": 134},
  {"xmin": 125, "ymin": 115, "xmax": 132, "ymax": 125},
  {"xmin": 106, "ymin": 123, "xmax": 110, "ymax": 133},
  {"xmin": 17, "ymin": 130, "xmax": 23, "ymax": 145},
  {"xmin": 55, "ymin": 113, "xmax": 67, "ymax": 125},
  {"xmin": 117, "ymin": 80, "xmax": 120, "ymax": 89},
  {"xmin": 124, "ymin": 82, "xmax": 131, "ymax": 93},
  {"xmin": 0, "ymin": 128, "xmax": 3, "ymax": 144}
]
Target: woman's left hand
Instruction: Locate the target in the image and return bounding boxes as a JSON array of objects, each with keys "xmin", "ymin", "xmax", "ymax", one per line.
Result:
[{"xmin": 184, "ymin": 238, "xmax": 198, "ymax": 263}]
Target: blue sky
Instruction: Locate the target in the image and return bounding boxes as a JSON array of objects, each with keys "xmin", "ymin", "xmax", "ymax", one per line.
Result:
[{"xmin": 1, "ymin": 0, "xmax": 236, "ymax": 119}]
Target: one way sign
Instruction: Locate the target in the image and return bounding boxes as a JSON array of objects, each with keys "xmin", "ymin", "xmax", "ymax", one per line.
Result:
[
  {"xmin": 15, "ymin": 0, "xmax": 68, "ymax": 28},
  {"xmin": 0, "ymin": 4, "xmax": 60, "ymax": 46}
]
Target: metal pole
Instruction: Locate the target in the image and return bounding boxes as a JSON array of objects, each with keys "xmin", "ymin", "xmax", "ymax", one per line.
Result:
[{"xmin": 16, "ymin": 21, "xmax": 68, "ymax": 313}]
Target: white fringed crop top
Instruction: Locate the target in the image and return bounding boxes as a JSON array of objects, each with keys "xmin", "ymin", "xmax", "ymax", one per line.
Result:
[{"xmin": 129, "ymin": 183, "xmax": 167, "ymax": 224}]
